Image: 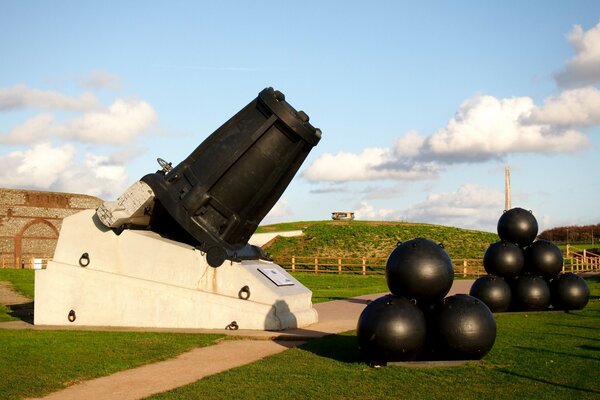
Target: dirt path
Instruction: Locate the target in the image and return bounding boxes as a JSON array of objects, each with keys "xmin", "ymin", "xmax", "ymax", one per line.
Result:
[
  {"xmin": 0, "ymin": 281, "xmax": 31, "ymax": 306},
  {"xmin": 30, "ymin": 340, "xmax": 304, "ymax": 400}
]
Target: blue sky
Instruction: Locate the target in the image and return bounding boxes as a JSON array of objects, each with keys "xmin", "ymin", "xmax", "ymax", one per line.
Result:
[{"xmin": 1, "ymin": 1, "xmax": 599, "ymax": 233}]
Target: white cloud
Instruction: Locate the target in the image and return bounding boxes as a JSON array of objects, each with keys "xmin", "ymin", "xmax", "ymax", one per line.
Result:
[
  {"xmin": 0, "ymin": 78, "xmax": 160, "ymax": 199},
  {"xmin": 302, "ymin": 147, "xmax": 438, "ymax": 182},
  {"xmin": 262, "ymin": 198, "xmax": 294, "ymax": 225},
  {"xmin": 354, "ymin": 201, "xmax": 400, "ymax": 220},
  {"xmin": 0, "ymin": 98, "xmax": 158, "ymax": 145},
  {"xmin": 0, "ymin": 113, "xmax": 57, "ymax": 144},
  {"xmin": 0, "ymin": 142, "xmax": 128, "ymax": 200},
  {"xmin": 421, "ymin": 95, "xmax": 589, "ymax": 162},
  {"xmin": 401, "ymin": 184, "xmax": 504, "ymax": 231},
  {"xmin": 0, "ymin": 84, "xmax": 99, "ymax": 112},
  {"xmin": 66, "ymin": 98, "xmax": 157, "ymax": 144},
  {"xmin": 555, "ymin": 20, "xmax": 600, "ymax": 88},
  {"xmin": 303, "ymin": 92, "xmax": 590, "ymax": 184},
  {"xmin": 394, "ymin": 129, "xmax": 426, "ymax": 157},
  {"xmin": 303, "ymin": 22, "xmax": 600, "ymax": 185},
  {"xmin": 2, "ymin": 143, "xmax": 77, "ymax": 188},
  {"xmin": 525, "ymin": 86, "xmax": 600, "ymax": 126},
  {"xmin": 57, "ymin": 153, "xmax": 128, "ymax": 199}
]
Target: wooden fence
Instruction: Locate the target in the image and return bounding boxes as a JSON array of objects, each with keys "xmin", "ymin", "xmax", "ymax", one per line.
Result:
[
  {"xmin": 271, "ymin": 255, "xmax": 487, "ymax": 277},
  {"xmin": 272, "ymin": 251, "xmax": 600, "ymax": 276},
  {"xmin": 564, "ymin": 246, "xmax": 600, "ymax": 273},
  {"xmin": 2, "ymin": 250, "xmax": 598, "ymax": 275}
]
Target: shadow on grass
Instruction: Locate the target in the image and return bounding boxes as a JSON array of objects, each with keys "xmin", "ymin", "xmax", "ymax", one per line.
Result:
[
  {"xmin": 7, "ymin": 301, "xmax": 33, "ymax": 324},
  {"xmin": 546, "ymin": 332, "xmax": 600, "ymax": 342},
  {"xmin": 514, "ymin": 345, "xmax": 600, "ymax": 362},
  {"xmin": 495, "ymin": 368, "xmax": 600, "ymax": 395},
  {"xmin": 299, "ymin": 333, "xmax": 364, "ymax": 364},
  {"xmin": 315, "ymin": 297, "xmax": 374, "ymax": 304},
  {"xmin": 578, "ymin": 344, "xmax": 600, "ymax": 353}
]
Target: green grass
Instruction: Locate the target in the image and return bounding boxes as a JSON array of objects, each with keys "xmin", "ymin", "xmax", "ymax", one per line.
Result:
[
  {"xmin": 259, "ymin": 220, "xmax": 498, "ymax": 260},
  {"xmin": 2, "ymin": 269, "xmax": 599, "ymax": 399},
  {"xmin": 294, "ymin": 272, "xmax": 388, "ymax": 303},
  {"xmin": 0, "ymin": 304, "xmax": 15, "ymax": 322},
  {"xmin": 0, "ymin": 330, "xmax": 223, "ymax": 400},
  {"xmin": 149, "ymin": 277, "xmax": 600, "ymax": 400},
  {"xmin": 0, "ymin": 269, "xmax": 34, "ymax": 321},
  {"xmin": 0, "ymin": 268, "xmax": 35, "ymax": 298}
]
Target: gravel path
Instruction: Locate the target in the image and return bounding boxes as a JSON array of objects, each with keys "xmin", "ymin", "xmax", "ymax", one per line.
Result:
[{"xmin": 0, "ymin": 281, "xmax": 31, "ymax": 306}]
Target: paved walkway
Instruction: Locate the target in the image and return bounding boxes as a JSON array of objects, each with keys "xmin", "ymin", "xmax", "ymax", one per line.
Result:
[
  {"xmin": 0, "ymin": 281, "xmax": 31, "ymax": 305},
  {"xmin": 17, "ymin": 279, "xmax": 474, "ymax": 400}
]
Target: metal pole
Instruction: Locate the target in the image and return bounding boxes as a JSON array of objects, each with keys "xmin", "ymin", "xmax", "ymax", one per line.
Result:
[{"xmin": 505, "ymin": 166, "xmax": 511, "ymax": 210}]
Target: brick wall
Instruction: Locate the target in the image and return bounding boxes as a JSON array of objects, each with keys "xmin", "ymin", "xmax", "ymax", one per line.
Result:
[{"xmin": 0, "ymin": 188, "xmax": 103, "ymax": 268}]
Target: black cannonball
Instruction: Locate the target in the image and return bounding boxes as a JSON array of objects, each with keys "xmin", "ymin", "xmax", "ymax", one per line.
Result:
[
  {"xmin": 497, "ymin": 207, "xmax": 538, "ymax": 247},
  {"xmin": 483, "ymin": 240, "xmax": 524, "ymax": 279},
  {"xmin": 356, "ymin": 295, "xmax": 427, "ymax": 362},
  {"xmin": 386, "ymin": 238, "xmax": 454, "ymax": 303},
  {"xmin": 524, "ymin": 240, "xmax": 563, "ymax": 279},
  {"xmin": 510, "ymin": 275, "xmax": 550, "ymax": 311},
  {"xmin": 469, "ymin": 275, "xmax": 512, "ymax": 313},
  {"xmin": 550, "ymin": 273, "xmax": 590, "ymax": 310},
  {"xmin": 428, "ymin": 294, "xmax": 497, "ymax": 360}
]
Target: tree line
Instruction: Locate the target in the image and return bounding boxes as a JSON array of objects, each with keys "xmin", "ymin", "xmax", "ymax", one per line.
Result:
[{"xmin": 538, "ymin": 223, "xmax": 600, "ymax": 244}]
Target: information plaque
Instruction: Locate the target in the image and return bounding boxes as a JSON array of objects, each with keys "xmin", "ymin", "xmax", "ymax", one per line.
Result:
[{"xmin": 258, "ymin": 267, "xmax": 295, "ymax": 286}]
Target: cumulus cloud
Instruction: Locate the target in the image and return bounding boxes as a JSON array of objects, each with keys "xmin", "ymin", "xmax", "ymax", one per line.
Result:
[
  {"xmin": 555, "ymin": 20, "xmax": 600, "ymax": 88},
  {"xmin": 304, "ymin": 22, "xmax": 600, "ymax": 185},
  {"xmin": 354, "ymin": 201, "xmax": 401, "ymax": 220},
  {"xmin": 0, "ymin": 142, "xmax": 128, "ymax": 199},
  {"xmin": 302, "ymin": 147, "xmax": 438, "ymax": 182},
  {"xmin": 0, "ymin": 113, "xmax": 57, "ymax": 144},
  {"xmin": 0, "ymin": 98, "xmax": 158, "ymax": 145},
  {"xmin": 350, "ymin": 184, "xmax": 505, "ymax": 230},
  {"xmin": 262, "ymin": 198, "xmax": 294, "ymax": 225},
  {"xmin": 66, "ymin": 98, "xmax": 157, "ymax": 144},
  {"xmin": 525, "ymin": 86, "xmax": 600, "ymax": 126},
  {"xmin": 420, "ymin": 95, "xmax": 589, "ymax": 162},
  {"xmin": 57, "ymin": 153, "xmax": 128, "ymax": 199},
  {"xmin": 304, "ymin": 93, "xmax": 590, "ymax": 183},
  {"xmin": 0, "ymin": 143, "xmax": 77, "ymax": 188},
  {"xmin": 401, "ymin": 184, "xmax": 504, "ymax": 231},
  {"xmin": 0, "ymin": 84, "xmax": 99, "ymax": 112},
  {"xmin": 0, "ymin": 77, "xmax": 158, "ymax": 198}
]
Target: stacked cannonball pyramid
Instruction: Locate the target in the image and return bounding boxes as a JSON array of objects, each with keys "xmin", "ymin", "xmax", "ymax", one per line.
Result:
[
  {"xmin": 470, "ymin": 207, "xmax": 590, "ymax": 313},
  {"xmin": 357, "ymin": 238, "xmax": 496, "ymax": 366}
]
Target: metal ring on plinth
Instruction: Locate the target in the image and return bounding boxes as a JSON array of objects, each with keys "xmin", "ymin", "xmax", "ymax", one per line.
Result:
[
  {"xmin": 225, "ymin": 321, "xmax": 239, "ymax": 330},
  {"xmin": 79, "ymin": 253, "xmax": 90, "ymax": 267},
  {"xmin": 238, "ymin": 286, "xmax": 251, "ymax": 300}
]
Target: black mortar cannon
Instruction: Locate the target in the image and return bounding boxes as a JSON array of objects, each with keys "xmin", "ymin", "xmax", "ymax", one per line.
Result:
[{"xmin": 141, "ymin": 88, "xmax": 321, "ymax": 267}]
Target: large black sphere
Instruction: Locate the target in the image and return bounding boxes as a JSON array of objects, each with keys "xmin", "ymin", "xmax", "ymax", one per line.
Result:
[
  {"xmin": 550, "ymin": 273, "xmax": 590, "ymax": 310},
  {"xmin": 385, "ymin": 238, "xmax": 454, "ymax": 303},
  {"xmin": 428, "ymin": 294, "xmax": 497, "ymax": 360},
  {"xmin": 524, "ymin": 240, "xmax": 563, "ymax": 279},
  {"xmin": 497, "ymin": 207, "xmax": 538, "ymax": 247},
  {"xmin": 357, "ymin": 295, "xmax": 427, "ymax": 362},
  {"xmin": 469, "ymin": 275, "xmax": 512, "ymax": 313},
  {"xmin": 483, "ymin": 240, "xmax": 524, "ymax": 279},
  {"xmin": 510, "ymin": 275, "xmax": 550, "ymax": 311}
]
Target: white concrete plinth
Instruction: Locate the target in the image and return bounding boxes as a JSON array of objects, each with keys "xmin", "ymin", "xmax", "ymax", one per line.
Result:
[{"xmin": 34, "ymin": 210, "xmax": 318, "ymax": 330}]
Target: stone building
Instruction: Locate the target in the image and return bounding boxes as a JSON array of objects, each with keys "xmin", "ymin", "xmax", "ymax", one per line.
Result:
[{"xmin": 0, "ymin": 188, "xmax": 103, "ymax": 268}]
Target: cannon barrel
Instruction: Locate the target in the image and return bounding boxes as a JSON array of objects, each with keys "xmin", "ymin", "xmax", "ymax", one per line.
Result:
[{"xmin": 141, "ymin": 87, "xmax": 321, "ymax": 266}]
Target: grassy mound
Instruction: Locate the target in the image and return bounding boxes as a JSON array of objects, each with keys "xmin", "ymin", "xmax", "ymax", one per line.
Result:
[{"xmin": 258, "ymin": 220, "xmax": 498, "ymax": 260}]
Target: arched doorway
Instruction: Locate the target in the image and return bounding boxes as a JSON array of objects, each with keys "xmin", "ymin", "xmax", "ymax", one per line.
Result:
[{"xmin": 14, "ymin": 219, "xmax": 59, "ymax": 268}]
